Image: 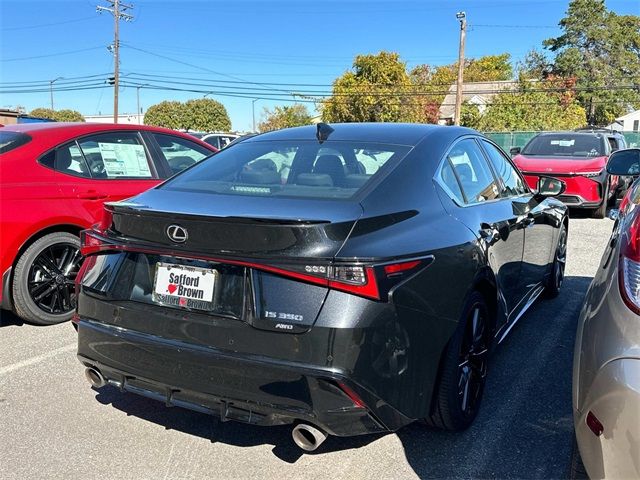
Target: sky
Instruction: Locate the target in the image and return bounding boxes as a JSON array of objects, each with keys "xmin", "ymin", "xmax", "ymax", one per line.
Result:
[{"xmin": 1, "ymin": 0, "xmax": 638, "ymax": 132}]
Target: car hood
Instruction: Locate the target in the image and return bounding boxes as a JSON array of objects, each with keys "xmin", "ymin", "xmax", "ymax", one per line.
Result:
[{"xmin": 513, "ymin": 154, "xmax": 607, "ymax": 175}]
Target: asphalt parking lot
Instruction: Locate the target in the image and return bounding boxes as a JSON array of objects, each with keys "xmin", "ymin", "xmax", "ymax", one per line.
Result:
[{"xmin": 0, "ymin": 214, "xmax": 613, "ymax": 480}]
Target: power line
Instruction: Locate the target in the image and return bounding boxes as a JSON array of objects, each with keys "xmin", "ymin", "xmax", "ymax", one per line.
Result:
[
  {"xmin": 1, "ymin": 16, "xmax": 97, "ymax": 31},
  {"xmin": 1, "ymin": 47, "xmax": 105, "ymax": 62}
]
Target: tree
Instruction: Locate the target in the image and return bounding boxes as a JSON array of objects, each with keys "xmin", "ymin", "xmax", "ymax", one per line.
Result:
[
  {"xmin": 477, "ymin": 78, "xmax": 586, "ymax": 131},
  {"xmin": 29, "ymin": 107, "xmax": 85, "ymax": 122},
  {"xmin": 258, "ymin": 104, "xmax": 313, "ymax": 132},
  {"xmin": 184, "ymin": 98, "xmax": 231, "ymax": 132},
  {"xmin": 54, "ymin": 109, "xmax": 85, "ymax": 122},
  {"xmin": 544, "ymin": 0, "xmax": 640, "ymax": 125},
  {"xmin": 144, "ymin": 101, "xmax": 185, "ymax": 129},
  {"xmin": 322, "ymin": 52, "xmax": 422, "ymax": 123},
  {"xmin": 411, "ymin": 54, "xmax": 513, "ymax": 123},
  {"xmin": 144, "ymin": 99, "xmax": 231, "ymax": 131}
]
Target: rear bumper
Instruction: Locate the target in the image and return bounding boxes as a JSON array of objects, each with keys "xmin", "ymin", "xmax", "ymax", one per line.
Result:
[
  {"xmin": 573, "ymin": 358, "xmax": 640, "ymax": 479},
  {"xmin": 77, "ymin": 318, "xmax": 409, "ymax": 436}
]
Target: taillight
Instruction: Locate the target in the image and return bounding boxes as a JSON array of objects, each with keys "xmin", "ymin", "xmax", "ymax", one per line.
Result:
[
  {"xmin": 80, "ymin": 230, "xmax": 112, "ymax": 256},
  {"xmin": 618, "ymin": 211, "xmax": 640, "ymax": 314},
  {"xmin": 97, "ymin": 207, "xmax": 114, "ymax": 232}
]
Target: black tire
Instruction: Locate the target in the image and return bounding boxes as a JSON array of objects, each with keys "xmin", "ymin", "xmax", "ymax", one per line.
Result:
[
  {"xmin": 545, "ymin": 224, "xmax": 567, "ymax": 299},
  {"xmin": 569, "ymin": 436, "xmax": 589, "ymax": 479},
  {"xmin": 12, "ymin": 232, "xmax": 82, "ymax": 325},
  {"xmin": 424, "ymin": 291, "xmax": 490, "ymax": 431},
  {"xmin": 592, "ymin": 183, "xmax": 608, "ymax": 219}
]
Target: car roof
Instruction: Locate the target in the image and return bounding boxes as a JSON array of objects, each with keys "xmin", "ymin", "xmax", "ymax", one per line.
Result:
[
  {"xmin": 2, "ymin": 122, "xmax": 183, "ymax": 135},
  {"xmin": 244, "ymin": 123, "xmax": 476, "ymax": 146}
]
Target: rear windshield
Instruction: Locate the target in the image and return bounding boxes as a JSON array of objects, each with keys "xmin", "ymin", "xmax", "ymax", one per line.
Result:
[
  {"xmin": 522, "ymin": 134, "xmax": 604, "ymax": 158},
  {"xmin": 0, "ymin": 131, "xmax": 31, "ymax": 154},
  {"xmin": 161, "ymin": 140, "xmax": 411, "ymax": 200}
]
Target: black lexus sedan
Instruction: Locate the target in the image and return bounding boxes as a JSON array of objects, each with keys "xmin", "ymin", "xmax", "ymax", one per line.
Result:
[{"xmin": 75, "ymin": 123, "xmax": 568, "ymax": 451}]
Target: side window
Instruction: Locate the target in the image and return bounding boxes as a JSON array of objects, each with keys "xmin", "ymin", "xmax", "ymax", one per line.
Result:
[
  {"xmin": 481, "ymin": 140, "xmax": 528, "ymax": 197},
  {"xmin": 447, "ymin": 139, "xmax": 500, "ymax": 204},
  {"xmin": 152, "ymin": 133, "xmax": 212, "ymax": 175},
  {"xmin": 439, "ymin": 160, "xmax": 465, "ymax": 204},
  {"xmin": 607, "ymin": 137, "xmax": 620, "ymax": 152},
  {"xmin": 55, "ymin": 142, "xmax": 91, "ymax": 178},
  {"xmin": 76, "ymin": 132, "xmax": 155, "ymax": 179}
]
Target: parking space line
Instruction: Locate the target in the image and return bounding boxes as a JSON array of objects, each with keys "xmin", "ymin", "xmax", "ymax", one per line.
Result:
[{"xmin": 0, "ymin": 343, "xmax": 76, "ymax": 376}]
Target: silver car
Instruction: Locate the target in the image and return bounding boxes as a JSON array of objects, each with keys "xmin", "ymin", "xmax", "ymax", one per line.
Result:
[{"xmin": 572, "ymin": 148, "xmax": 640, "ymax": 479}]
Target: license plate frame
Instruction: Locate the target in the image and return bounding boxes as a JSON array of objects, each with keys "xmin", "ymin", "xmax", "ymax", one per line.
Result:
[{"xmin": 152, "ymin": 262, "xmax": 217, "ymax": 311}]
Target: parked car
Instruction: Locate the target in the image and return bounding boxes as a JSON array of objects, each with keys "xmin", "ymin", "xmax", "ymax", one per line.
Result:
[
  {"xmin": 511, "ymin": 130, "xmax": 627, "ymax": 218},
  {"xmin": 75, "ymin": 123, "xmax": 568, "ymax": 451},
  {"xmin": 0, "ymin": 122, "xmax": 216, "ymax": 325},
  {"xmin": 201, "ymin": 132, "xmax": 239, "ymax": 150},
  {"xmin": 571, "ymin": 147, "xmax": 640, "ymax": 479}
]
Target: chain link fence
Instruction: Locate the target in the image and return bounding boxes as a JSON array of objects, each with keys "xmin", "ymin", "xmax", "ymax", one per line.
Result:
[{"xmin": 485, "ymin": 131, "xmax": 640, "ymax": 151}]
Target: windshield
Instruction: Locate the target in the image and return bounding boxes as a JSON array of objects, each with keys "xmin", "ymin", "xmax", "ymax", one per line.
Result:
[
  {"xmin": 161, "ymin": 140, "xmax": 411, "ymax": 200},
  {"xmin": 0, "ymin": 131, "xmax": 31, "ymax": 154},
  {"xmin": 522, "ymin": 134, "xmax": 605, "ymax": 158}
]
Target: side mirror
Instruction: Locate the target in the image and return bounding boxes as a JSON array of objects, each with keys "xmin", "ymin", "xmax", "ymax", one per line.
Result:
[
  {"xmin": 537, "ymin": 175, "xmax": 566, "ymax": 197},
  {"xmin": 509, "ymin": 147, "xmax": 521, "ymax": 156},
  {"xmin": 606, "ymin": 148, "xmax": 640, "ymax": 176}
]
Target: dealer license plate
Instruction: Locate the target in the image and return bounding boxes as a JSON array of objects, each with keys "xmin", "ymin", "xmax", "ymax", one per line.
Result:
[{"xmin": 152, "ymin": 262, "xmax": 217, "ymax": 310}]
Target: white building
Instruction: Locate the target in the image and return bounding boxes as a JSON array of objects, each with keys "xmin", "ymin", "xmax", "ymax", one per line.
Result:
[
  {"xmin": 607, "ymin": 110, "xmax": 640, "ymax": 132},
  {"xmin": 83, "ymin": 113, "xmax": 144, "ymax": 125}
]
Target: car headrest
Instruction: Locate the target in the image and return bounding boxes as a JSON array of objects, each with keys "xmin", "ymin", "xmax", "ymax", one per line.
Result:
[
  {"xmin": 456, "ymin": 163, "xmax": 473, "ymax": 182},
  {"xmin": 239, "ymin": 169, "xmax": 281, "ymax": 184},
  {"xmin": 296, "ymin": 173, "xmax": 334, "ymax": 187},
  {"xmin": 56, "ymin": 148, "xmax": 73, "ymax": 170}
]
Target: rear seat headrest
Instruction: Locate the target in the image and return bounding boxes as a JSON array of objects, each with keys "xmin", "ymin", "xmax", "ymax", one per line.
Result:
[{"xmin": 296, "ymin": 173, "xmax": 334, "ymax": 187}]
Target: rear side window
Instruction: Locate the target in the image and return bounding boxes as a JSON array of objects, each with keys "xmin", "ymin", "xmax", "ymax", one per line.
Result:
[
  {"xmin": 447, "ymin": 139, "xmax": 500, "ymax": 204},
  {"xmin": 480, "ymin": 140, "xmax": 528, "ymax": 197},
  {"xmin": 76, "ymin": 132, "xmax": 155, "ymax": 179},
  {"xmin": 0, "ymin": 131, "xmax": 31, "ymax": 154},
  {"xmin": 162, "ymin": 140, "xmax": 411, "ymax": 200},
  {"xmin": 55, "ymin": 142, "xmax": 91, "ymax": 178},
  {"xmin": 152, "ymin": 133, "xmax": 212, "ymax": 175}
]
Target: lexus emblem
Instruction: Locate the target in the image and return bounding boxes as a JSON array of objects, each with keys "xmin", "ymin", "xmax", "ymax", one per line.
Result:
[{"xmin": 166, "ymin": 224, "xmax": 188, "ymax": 243}]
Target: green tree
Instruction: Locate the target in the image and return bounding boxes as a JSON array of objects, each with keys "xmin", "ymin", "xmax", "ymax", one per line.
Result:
[
  {"xmin": 322, "ymin": 52, "xmax": 422, "ymax": 123},
  {"xmin": 29, "ymin": 107, "xmax": 85, "ymax": 122},
  {"xmin": 54, "ymin": 109, "xmax": 85, "ymax": 122},
  {"xmin": 460, "ymin": 102, "xmax": 482, "ymax": 129},
  {"xmin": 144, "ymin": 101, "xmax": 186, "ymax": 130},
  {"xmin": 184, "ymin": 98, "xmax": 231, "ymax": 131},
  {"xmin": 258, "ymin": 104, "xmax": 313, "ymax": 132},
  {"xmin": 478, "ymin": 78, "xmax": 586, "ymax": 131},
  {"xmin": 544, "ymin": 0, "xmax": 640, "ymax": 125},
  {"xmin": 411, "ymin": 54, "xmax": 513, "ymax": 123}
]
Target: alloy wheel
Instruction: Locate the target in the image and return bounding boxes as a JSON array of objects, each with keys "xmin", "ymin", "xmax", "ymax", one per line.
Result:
[
  {"xmin": 555, "ymin": 228, "xmax": 567, "ymax": 289},
  {"xmin": 27, "ymin": 243, "xmax": 82, "ymax": 314},
  {"xmin": 457, "ymin": 306, "xmax": 488, "ymax": 417}
]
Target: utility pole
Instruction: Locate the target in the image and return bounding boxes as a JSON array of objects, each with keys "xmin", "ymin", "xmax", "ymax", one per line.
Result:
[
  {"xmin": 454, "ymin": 11, "xmax": 466, "ymax": 126},
  {"xmin": 97, "ymin": 0, "xmax": 133, "ymax": 124}
]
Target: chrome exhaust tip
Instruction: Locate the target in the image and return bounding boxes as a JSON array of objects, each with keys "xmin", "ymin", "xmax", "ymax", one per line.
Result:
[
  {"xmin": 84, "ymin": 367, "xmax": 106, "ymax": 388},
  {"xmin": 292, "ymin": 423, "xmax": 328, "ymax": 452}
]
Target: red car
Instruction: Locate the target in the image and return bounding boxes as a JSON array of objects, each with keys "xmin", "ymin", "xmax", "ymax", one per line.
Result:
[
  {"xmin": 0, "ymin": 122, "xmax": 216, "ymax": 325},
  {"xmin": 511, "ymin": 130, "xmax": 627, "ymax": 218}
]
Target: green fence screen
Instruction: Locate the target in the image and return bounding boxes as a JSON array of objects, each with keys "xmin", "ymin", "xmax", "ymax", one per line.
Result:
[{"xmin": 485, "ymin": 132, "xmax": 640, "ymax": 151}]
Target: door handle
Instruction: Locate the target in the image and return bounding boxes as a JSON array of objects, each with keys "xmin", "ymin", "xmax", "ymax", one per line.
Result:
[{"xmin": 76, "ymin": 191, "xmax": 108, "ymax": 200}]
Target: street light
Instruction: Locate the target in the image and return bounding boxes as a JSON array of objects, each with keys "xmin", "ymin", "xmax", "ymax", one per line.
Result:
[
  {"xmin": 252, "ymin": 98, "xmax": 259, "ymax": 132},
  {"xmin": 49, "ymin": 77, "xmax": 64, "ymax": 110}
]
